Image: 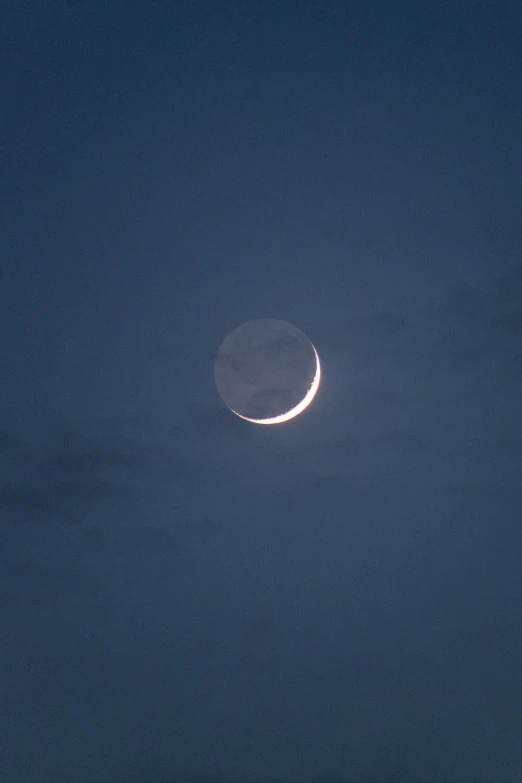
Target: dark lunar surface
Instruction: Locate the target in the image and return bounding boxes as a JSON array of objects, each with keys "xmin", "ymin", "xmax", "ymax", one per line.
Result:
[{"xmin": 214, "ymin": 319, "xmax": 317, "ymax": 420}]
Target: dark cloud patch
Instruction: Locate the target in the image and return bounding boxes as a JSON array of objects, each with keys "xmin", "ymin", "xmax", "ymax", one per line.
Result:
[
  {"xmin": 36, "ymin": 446, "xmax": 144, "ymax": 478},
  {"xmin": 116, "ymin": 523, "xmax": 181, "ymax": 552},
  {"xmin": 491, "ymin": 310, "xmax": 522, "ymax": 335},
  {"xmin": 110, "ymin": 767, "xmax": 500, "ymax": 783},
  {"xmin": 0, "ymin": 430, "xmax": 147, "ymax": 525},
  {"xmin": 447, "ymin": 271, "xmax": 522, "ymax": 335},
  {"xmin": 81, "ymin": 523, "xmax": 179, "ymax": 557},
  {"xmin": 430, "ymin": 270, "xmax": 522, "ymax": 380},
  {"xmin": 143, "ymin": 444, "xmax": 219, "ymax": 484},
  {"xmin": 354, "ymin": 312, "xmax": 410, "ymax": 335},
  {"xmin": 0, "ymin": 418, "xmax": 222, "ymax": 596},
  {"xmin": 484, "ymin": 273, "xmax": 522, "ymax": 337},
  {"xmin": 82, "ymin": 517, "xmax": 219, "ymax": 561},
  {"xmin": 486, "ymin": 435, "xmax": 522, "ymax": 454},
  {"xmin": 175, "ymin": 517, "xmax": 220, "ymax": 539},
  {"xmin": 332, "ymin": 427, "xmax": 431, "ymax": 454},
  {"xmin": 0, "ymin": 430, "xmax": 26, "ymax": 453},
  {"xmin": 0, "ymin": 483, "xmax": 56, "ymax": 521},
  {"xmin": 374, "ymin": 427, "xmax": 432, "ymax": 452},
  {"xmin": 47, "ymin": 475, "xmax": 130, "ymax": 507},
  {"xmin": 117, "ymin": 767, "xmax": 177, "ymax": 783},
  {"xmin": 0, "ymin": 429, "xmax": 31, "ymax": 474},
  {"xmin": 117, "ymin": 753, "xmax": 239, "ymax": 783},
  {"xmin": 0, "ymin": 468, "xmax": 130, "ymax": 525},
  {"xmin": 61, "ymin": 0, "xmax": 101, "ymax": 15},
  {"xmin": 448, "ymin": 281, "xmax": 483, "ymax": 321},
  {"xmin": 170, "ymin": 404, "xmax": 247, "ymax": 439},
  {"xmin": 353, "ymin": 98, "xmax": 396, "ymax": 142},
  {"xmin": 97, "ymin": 412, "xmax": 157, "ymax": 437},
  {"xmin": 0, "ymin": 558, "xmax": 86, "ymax": 595}
]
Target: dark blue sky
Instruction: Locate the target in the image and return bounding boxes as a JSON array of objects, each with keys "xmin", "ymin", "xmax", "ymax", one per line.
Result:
[{"xmin": 1, "ymin": 1, "xmax": 521, "ymax": 781}]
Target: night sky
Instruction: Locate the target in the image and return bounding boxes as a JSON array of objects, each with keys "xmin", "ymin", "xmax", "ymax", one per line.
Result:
[{"xmin": 2, "ymin": 1, "xmax": 522, "ymax": 781}]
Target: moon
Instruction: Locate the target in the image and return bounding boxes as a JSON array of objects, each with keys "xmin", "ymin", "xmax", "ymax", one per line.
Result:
[{"xmin": 214, "ymin": 318, "xmax": 321, "ymax": 425}]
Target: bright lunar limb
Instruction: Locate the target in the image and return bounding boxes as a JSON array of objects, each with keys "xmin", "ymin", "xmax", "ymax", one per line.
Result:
[
  {"xmin": 214, "ymin": 318, "xmax": 320, "ymax": 425},
  {"xmin": 231, "ymin": 346, "xmax": 321, "ymax": 424}
]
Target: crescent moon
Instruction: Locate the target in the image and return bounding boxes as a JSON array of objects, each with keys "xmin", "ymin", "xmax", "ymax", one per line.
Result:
[{"xmin": 230, "ymin": 346, "xmax": 321, "ymax": 425}]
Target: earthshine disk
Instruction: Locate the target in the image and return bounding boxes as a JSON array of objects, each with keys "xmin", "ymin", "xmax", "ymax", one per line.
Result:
[{"xmin": 214, "ymin": 318, "xmax": 320, "ymax": 424}]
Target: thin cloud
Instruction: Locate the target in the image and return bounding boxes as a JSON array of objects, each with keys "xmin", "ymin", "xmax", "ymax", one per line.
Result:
[
  {"xmin": 374, "ymin": 427, "xmax": 431, "ymax": 452},
  {"xmin": 1, "ymin": 430, "xmax": 146, "ymax": 525},
  {"xmin": 36, "ymin": 446, "xmax": 144, "ymax": 478},
  {"xmin": 0, "ymin": 471, "xmax": 130, "ymax": 525},
  {"xmin": 0, "ymin": 483, "xmax": 56, "ymax": 520},
  {"xmin": 448, "ymin": 271, "xmax": 522, "ymax": 336},
  {"xmin": 170, "ymin": 403, "xmax": 247, "ymax": 439},
  {"xmin": 1, "ymin": 557, "xmax": 87, "ymax": 595},
  {"xmin": 0, "ymin": 430, "xmax": 26, "ymax": 452},
  {"xmin": 81, "ymin": 523, "xmax": 179, "ymax": 557},
  {"xmin": 0, "ymin": 429, "xmax": 31, "ymax": 474}
]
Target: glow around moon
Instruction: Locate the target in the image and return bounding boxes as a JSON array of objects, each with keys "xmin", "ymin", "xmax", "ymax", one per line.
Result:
[{"xmin": 214, "ymin": 318, "xmax": 320, "ymax": 425}]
